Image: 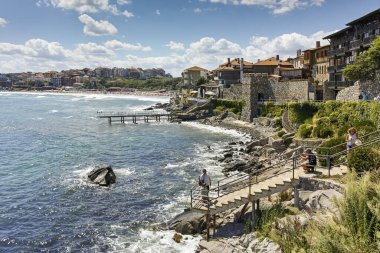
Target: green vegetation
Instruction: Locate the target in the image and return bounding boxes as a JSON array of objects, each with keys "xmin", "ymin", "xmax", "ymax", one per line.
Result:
[
  {"xmin": 343, "ymin": 36, "xmax": 380, "ymax": 81},
  {"xmin": 254, "ymin": 172, "xmax": 380, "ymax": 253},
  {"xmin": 258, "ymin": 102, "xmax": 286, "ymax": 117},
  {"xmin": 103, "ymin": 77, "xmax": 183, "ymax": 91},
  {"xmin": 277, "ymin": 130, "xmax": 286, "ymax": 138},
  {"xmin": 196, "ymin": 77, "xmax": 208, "ymax": 86},
  {"xmin": 245, "ymin": 204, "xmax": 299, "ymax": 238},
  {"xmin": 347, "ymin": 147, "xmax": 379, "ymax": 173},
  {"xmin": 210, "ymin": 99, "xmax": 245, "ymax": 115},
  {"xmin": 290, "ymin": 101, "xmax": 380, "ymax": 140},
  {"xmin": 316, "ymin": 136, "xmax": 345, "ymax": 166}
]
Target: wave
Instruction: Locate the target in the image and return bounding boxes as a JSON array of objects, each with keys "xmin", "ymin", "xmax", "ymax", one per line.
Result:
[
  {"xmin": 182, "ymin": 122, "xmax": 250, "ymax": 141},
  {"xmin": 48, "ymin": 109, "xmax": 59, "ymax": 114},
  {"xmin": 127, "ymin": 229, "xmax": 201, "ymax": 253}
]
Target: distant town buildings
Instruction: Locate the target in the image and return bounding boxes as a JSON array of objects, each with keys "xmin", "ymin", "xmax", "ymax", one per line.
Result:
[{"xmin": 0, "ymin": 67, "xmax": 169, "ymax": 90}]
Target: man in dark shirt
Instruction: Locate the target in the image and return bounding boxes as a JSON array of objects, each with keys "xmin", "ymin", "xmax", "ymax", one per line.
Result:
[{"xmin": 302, "ymin": 149, "xmax": 316, "ymax": 172}]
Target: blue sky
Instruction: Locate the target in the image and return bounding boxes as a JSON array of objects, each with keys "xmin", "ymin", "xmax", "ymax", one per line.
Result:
[{"xmin": 0, "ymin": 0, "xmax": 379, "ymax": 76}]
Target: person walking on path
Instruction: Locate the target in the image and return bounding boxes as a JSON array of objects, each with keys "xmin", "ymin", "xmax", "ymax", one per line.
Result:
[
  {"xmin": 199, "ymin": 169, "xmax": 211, "ymax": 202},
  {"xmin": 346, "ymin": 127, "xmax": 359, "ymax": 153}
]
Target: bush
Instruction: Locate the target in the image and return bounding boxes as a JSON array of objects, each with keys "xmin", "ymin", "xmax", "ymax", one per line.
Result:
[
  {"xmin": 312, "ymin": 124, "xmax": 334, "ymax": 139},
  {"xmin": 273, "ymin": 116, "xmax": 282, "ymax": 127},
  {"xmin": 288, "ymin": 102, "xmax": 321, "ymax": 125},
  {"xmin": 347, "ymin": 147, "xmax": 379, "ymax": 173},
  {"xmin": 258, "ymin": 103, "xmax": 285, "ymax": 117},
  {"xmin": 297, "ymin": 124, "xmax": 313, "ymax": 138},
  {"xmin": 211, "ymin": 99, "xmax": 245, "ymax": 115},
  {"xmin": 277, "ymin": 130, "xmax": 286, "ymax": 138},
  {"xmin": 311, "ymin": 172, "xmax": 380, "ymax": 253},
  {"xmin": 317, "ymin": 137, "xmax": 345, "ymax": 166}
]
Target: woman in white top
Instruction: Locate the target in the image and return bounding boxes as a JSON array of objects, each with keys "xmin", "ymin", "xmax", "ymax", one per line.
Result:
[{"xmin": 346, "ymin": 127, "xmax": 358, "ymax": 152}]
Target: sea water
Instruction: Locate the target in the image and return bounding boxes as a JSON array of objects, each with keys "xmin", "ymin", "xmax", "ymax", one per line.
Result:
[{"xmin": 0, "ymin": 92, "xmax": 248, "ymax": 252}]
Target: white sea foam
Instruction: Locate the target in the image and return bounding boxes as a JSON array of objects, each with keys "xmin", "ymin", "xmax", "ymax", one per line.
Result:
[
  {"xmin": 182, "ymin": 122, "xmax": 250, "ymax": 141},
  {"xmin": 48, "ymin": 109, "xmax": 59, "ymax": 113},
  {"xmin": 127, "ymin": 229, "xmax": 201, "ymax": 253}
]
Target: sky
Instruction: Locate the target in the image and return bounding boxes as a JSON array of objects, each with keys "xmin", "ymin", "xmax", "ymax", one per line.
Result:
[{"xmin": 0, "ymin": 0, "xmax": 379, "ymax": 77}]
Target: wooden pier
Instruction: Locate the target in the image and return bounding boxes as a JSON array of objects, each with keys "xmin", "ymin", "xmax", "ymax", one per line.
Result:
[{"xmin": 97, "ymin": 110, "xmax": 174, "ymax": 124}]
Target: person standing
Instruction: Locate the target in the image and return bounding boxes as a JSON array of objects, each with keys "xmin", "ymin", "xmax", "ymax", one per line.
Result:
[
  {"xmin": 199, "ymin": 169, "xmax": 211, "ymax": 202},
  {"xmin": 346, "ymin": 127, "xmax": 358, "ymax": 153}
]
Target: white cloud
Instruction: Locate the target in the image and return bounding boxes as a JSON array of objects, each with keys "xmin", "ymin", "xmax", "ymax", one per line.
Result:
[
  {"xmin": 0, "ymin": 17, "xmax": 7, "ymax": 27},
  {"xmin": 0, "ymin": 39, "xmax": 70, "ymax": 60},
  {"xmin": 199, "ymin": 0, "xmax": 325, "ymax": 14},
  {"xmin": 117, "ymin": 0, "xmax": 132, "ymax": 4},
  {"xmin": 42, "ymin": 0, "xmax": 134, "ymax": 17},
  {"xmin": 48, "ymin": 0, "xmax": 112, "ymax": 13},
  {"xmin": 245, "ymin": 31, "xmax": 332, "ymax": 61},
  {"xmin": 194, "ymin": 8, "xmax": 202, "ymax": 13},
  {"xmin": 165, "ymin": 41, "xmax": 185, "ymax": 51},
  {"xmin": 0, "ymin": 30, "xmax": 333, "ymax": 76},
  {"xmin": 122, "ymin": 9, "xmax": 134, "ymax": 18},
  {"xmin": 156, "ymin": 9, "xmax": 161, "ymax": 15},
  {"xmin": 104, "ymin": 40, "xmax": 152, "ymax": 51},
  {"xmin": 78, "ymin": 14, "xmax": 118, "ymax": 36}
]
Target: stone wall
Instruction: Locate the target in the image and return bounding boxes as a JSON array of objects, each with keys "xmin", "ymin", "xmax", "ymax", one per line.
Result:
[
  {"xmin": 299, "ymin": 177, "xmax": 344, "ymax": 192},
  {"xmin": 336, "ymin": 70, "xmax": 380, "ymax": 101},
  {"xmin": 240, "ymin": 74, "xmax": 312, "ymax": 122},
  {"xmin": 223, "ymin": 84, "xmax": 242, "ymax": 100}
]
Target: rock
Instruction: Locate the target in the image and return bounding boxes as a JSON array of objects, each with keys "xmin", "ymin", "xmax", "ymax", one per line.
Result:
[
  {"xmin": 87, "ymin": 165, "xmax": 116, "ymax": 186},
  {"xmin": 228, "ymin": 141, "xmax": 237, "ymax": 145},
  {"xmin": 224, "ymin": 152, "xmax": 234, "ymax": 158},
  {"xmin": 289, "ymin": 143, "xmax": 297, "ymax": 149},
  {"xmin": 198, "ymin": 240, "xmax": 243, "ymax": 253},
  {"xmin": 223, "ymin": 160, "xmax": 247, "ymax": 172},
  {"xmin": 168, "ymin": 211, "xmax": 205, "ymax": 235},
  {"xmin": 247, "ymin": 236, "xmax": 282, "ymax": 253},
  {"xmin": 224, "ymin": 157, "xmax": 233, "ymax": 163},
  {"xmin": 305, "ymin": 189, "xmax": 342, "ymax": 214},
  {"xmin": 266, "ymin": 148, "xmax": 276, "ymax": 156},
  {"xmin": 172, "ymin": 233, "xmax": 183, "ymax": 243}
]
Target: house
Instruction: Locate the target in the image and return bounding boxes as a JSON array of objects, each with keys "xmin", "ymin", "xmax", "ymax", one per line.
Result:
[
  {"xmin": 214, "ymin": 58, "xmax": 254, "ymax": 87},
  {"xmin": 0, "ymin": 75, "xmax": 11, "ymax": 87},
  {"xmin": 323, "ymin": 8, "xmax": 380, "ymax": 98},
  {"xmin": 252, "ymin": 56, "xmax": 293, "ymax": 75},
  {"xmin": 303, "ymin": 41, "xmax": 329, "ymax": 84},
  {"xmin": 181, "ymin": 66, "xmax": 208, "ymax": 87}
]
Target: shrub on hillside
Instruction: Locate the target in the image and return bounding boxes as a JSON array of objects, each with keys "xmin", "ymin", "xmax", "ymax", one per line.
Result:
[
  {"xmin": 273, "ymin": 116, "xmax": 282, "ymax": 127},
  {"xmin": 312, "ymin": 124, "xmax": 334, "ymax": 139},
  {"xmin": 317, "ymin": 137, "xmax": 345, "ymax": 166},
  {"xmin": 297, "ymin": 124, "xmax": 313, "ymax": 138},
  {"xmin": 347, "ymin": 147, "xmax": 379, "ymax": 173},
  {"xmin": 288, "ymin": 102, "xmax": 321, "ymax": 125},
  {"xmin": 277, "ymin": 130, "xmax": 286, "ymax": 138},
  {"xmin": 311, "ymin": 172, "xmax": 380, "ymax": 253}
]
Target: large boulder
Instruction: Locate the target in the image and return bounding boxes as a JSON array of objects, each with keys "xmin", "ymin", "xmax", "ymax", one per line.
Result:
[
  {"xmin": 87, "ymin": 165, "xmax": 116, "ymax": 186},
  {"xmin": 168, "ymin": 211, "xmax": 205, "ymax": 235}
]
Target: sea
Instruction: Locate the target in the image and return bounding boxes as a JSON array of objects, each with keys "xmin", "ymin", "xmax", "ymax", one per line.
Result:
[{"xmin": 0, "ymin": 92, "xmax": 250, "ymax": 253}]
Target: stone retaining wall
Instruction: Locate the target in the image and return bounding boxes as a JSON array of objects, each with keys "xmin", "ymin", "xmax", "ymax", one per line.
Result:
[
  {"xmin": 223, "ymin": 84, "xmax": 242, "ymax": 100},
  {"xmin": 299, "ymin": 177, "xmax": 344, "ymax": 192}
]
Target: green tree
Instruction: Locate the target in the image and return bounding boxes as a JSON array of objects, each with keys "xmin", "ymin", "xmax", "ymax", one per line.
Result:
[
  {"xmin": 343, "ymin": 36, "xmax": 380, "ymax": 81},
  {"xmin": 196, "ymin": 77, "xmax": 207, "ymax": 86}
]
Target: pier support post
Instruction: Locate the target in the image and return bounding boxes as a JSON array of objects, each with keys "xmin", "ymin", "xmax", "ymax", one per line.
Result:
[{"xmin": 108, "ymin": 117, "xmax": 111, "ymax": 124}]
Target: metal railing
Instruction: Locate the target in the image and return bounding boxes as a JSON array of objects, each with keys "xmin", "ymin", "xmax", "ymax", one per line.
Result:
[
  {"xmin": 96, "ymin": 109, "xmax": 170, "ymax": 117},
  {"xmin": 191, "ymin": 129, "xmax": 380, "ymax": 209}
]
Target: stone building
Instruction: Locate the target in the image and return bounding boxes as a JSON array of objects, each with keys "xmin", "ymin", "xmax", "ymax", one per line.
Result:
[
  {"xmin": 181, "ymin": 66, "xmax": 208, "ymax": 87},
  {"xmin": 239, "ymin": 73, "xmax": 314, "ymax": 122},
  {"xmin": 252, "ymin": 56, "xmax": 293, "ymax": 75},
  {"xmin": 214, "ymin": 58, "xmax": 254, "ymax": 87},
  {"xmin": 323, "ymin": 8, "xmax": 380, "ymax": 98}
]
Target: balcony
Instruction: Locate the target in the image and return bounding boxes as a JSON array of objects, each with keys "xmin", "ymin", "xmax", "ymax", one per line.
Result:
[
  {"xmin": 363, "ymin": 35, "xmax": 377, "ymax": 47},
  {"xmin": 336, "ymin": 64, "xmax": 347, "ymax": 72},
  {"xmin": 349, "ymin": 40, "xmax": 362, "ymax": 51},
  {"xmin": 327, "ymin": 66, "xmax": 336, "ymax": 73}
]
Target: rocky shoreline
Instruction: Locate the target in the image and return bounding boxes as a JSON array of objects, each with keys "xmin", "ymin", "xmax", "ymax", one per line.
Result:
[{"xmin": 164, "ymin": 110, "xmax": 346, "ymax": 253}]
